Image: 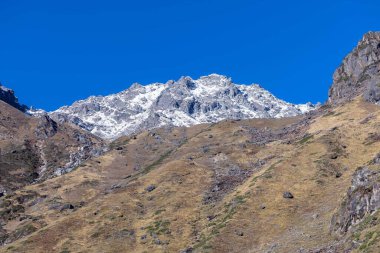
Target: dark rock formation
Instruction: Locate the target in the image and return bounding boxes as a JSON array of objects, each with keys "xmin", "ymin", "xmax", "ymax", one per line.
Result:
[
  {"xmin": 330, "ymin": 167, "xmax": 380, "ymax": 234},
  {"xmin": 35, "ymin": 115, "xmax": 58, "ymax": 139},
  {"xmin": 0, "ymin": 84, "xmax": 28, "ymax": 112},
  {"xmin": 328, "ymin": 31, "xmax": 380, "ymax": 104},
  {"xmin": 283, "ymin": 191, "xmax": 294, "ymax": 199},
  {"xmin": 60, "ymin": 203, "xmax": 75, "ymax": 211},
  {"xmin": 145, "ymin": 185, "xmax": 156, "ymax": 192}
]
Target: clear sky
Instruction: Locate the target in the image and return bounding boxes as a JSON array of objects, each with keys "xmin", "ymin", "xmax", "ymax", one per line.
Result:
[{"xmin": 0, "ymin": 0, "xmax": 379, "ymax": 111}]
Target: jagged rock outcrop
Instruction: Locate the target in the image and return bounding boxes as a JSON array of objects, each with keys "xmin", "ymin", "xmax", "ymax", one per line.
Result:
[
  {"xmin": 328, "ymin": 31, "xmax": 380, "ymax": 104},
  {"xmin": 35, "ymin": 115, "xmax": 58, "ymax": 139},
  {"xmin": 330, "ymin": 167, "xmax": 380, "ymax": 234},
  {"xmin": 50, "ymin": 74, "xmax": 315, "ymax": 139},
  {"xmin": 0, "ymin": 84, "xmax": 28, "ymax": 112}
]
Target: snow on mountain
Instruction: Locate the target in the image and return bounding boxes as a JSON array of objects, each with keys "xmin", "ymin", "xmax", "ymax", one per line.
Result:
[{"xmin": 50, "ymin": 74, "xmax": 315, "ymax": 139}]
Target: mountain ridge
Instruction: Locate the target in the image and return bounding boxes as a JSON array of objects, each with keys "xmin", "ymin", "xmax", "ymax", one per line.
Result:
[
  {"xmin": 49, "ymin": 74, "xmax": 315, "ymax": 139},
  {"xmin": 0, "ymin": 84, "xmax": 28, "ymax": 112}
]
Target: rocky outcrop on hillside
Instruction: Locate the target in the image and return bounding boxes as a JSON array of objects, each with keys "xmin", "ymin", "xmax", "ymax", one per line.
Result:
[
  {"xmin": 0, "ymin": 84, "xmax": 28, "ymax": 112},
  {"xmin": 35, "ymin": 115, "xmax": 58, "ymax": 139},
  {"xmin": 330, "ymin": 167, "xmax": 380, "ymax": 234},
  {"xmin": 328, "ymin": 31, "xmax": 380, "ymax": 104}
]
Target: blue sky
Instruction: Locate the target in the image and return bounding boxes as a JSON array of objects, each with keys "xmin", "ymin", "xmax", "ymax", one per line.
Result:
[{"xmin": 0, "ymin": 0, "xmax": 379, "ymax": 111}]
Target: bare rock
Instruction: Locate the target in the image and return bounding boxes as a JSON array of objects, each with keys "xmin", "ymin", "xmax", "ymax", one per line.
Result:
[
  {"xmin": 283, "ymin": 191, "xmax": 294, "ymax": 199},
  {"xmin": 180, "ymin": 247, "xmax": 193, "ymax": 253},
  {"xmin": 145, "ymin": 185, "xmax": 156, "ymax": 192},
  {"xmin": 328, "ymin": 32, "xmax": 380, "ymax": 104},
  {"xmin": 60, "ymin": 203, "xmax": 75, "ymax": 212},
  {"xmin": 0, "ymin": 84, "xmax": 28, "ymax": 112},
  {"xmin": 330, "ymin": 166, "xmax": 380, "ymax": 234}
]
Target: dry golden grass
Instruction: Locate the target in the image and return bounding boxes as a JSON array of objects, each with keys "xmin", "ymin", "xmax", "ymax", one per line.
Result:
[{"xmin": 2, "ymin": 97, "xmax": 380, "ymax": 252}]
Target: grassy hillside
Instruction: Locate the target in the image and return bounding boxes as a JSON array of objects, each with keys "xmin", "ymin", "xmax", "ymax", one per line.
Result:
[{"xmin": 1, "ymin": 97, "xmax": 380, "ymax": 252}]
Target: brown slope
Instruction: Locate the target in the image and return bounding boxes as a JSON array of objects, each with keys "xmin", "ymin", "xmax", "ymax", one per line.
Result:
[
  {"xmin": 3, "ymin": 88, "xmax": 380, "ymax": 253},
  {"xmin": 0, "ymin": 109, "xmax": 312, "ymax": 252},
  {"xmin": 2, "ymin": 97, "xmax": 380, "ymax": 253},
  {"xmin": 0, "ymin": 100, "xmax": 105, "ymax": 194}
]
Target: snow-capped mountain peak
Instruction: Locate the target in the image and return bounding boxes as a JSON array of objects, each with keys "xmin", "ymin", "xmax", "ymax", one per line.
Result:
[{"xmin": 49, "ymin": 74, "xmax": 315, "ymax": 139}]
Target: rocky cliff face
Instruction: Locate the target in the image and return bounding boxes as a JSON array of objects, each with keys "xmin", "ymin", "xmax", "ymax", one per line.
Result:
[
  {"xmin": 331, "ymin": 167, "xmax": 380, "ymax": 235},
  {"xmin": 328, "ymin": 31, "xmax": 380, "ymax": 104},
  {"xmin": 0, "ymin": 84, "xmax": 28, "ymax": 112},
  {"xmin": 50, "ymin": 74, "xmax": 315, "ymax": 139}
]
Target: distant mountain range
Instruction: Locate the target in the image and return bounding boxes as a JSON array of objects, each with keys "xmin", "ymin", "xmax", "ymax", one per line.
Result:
[{"xmin": 36, "ymin": 74, "xmax": 315, "ymax": 139}]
